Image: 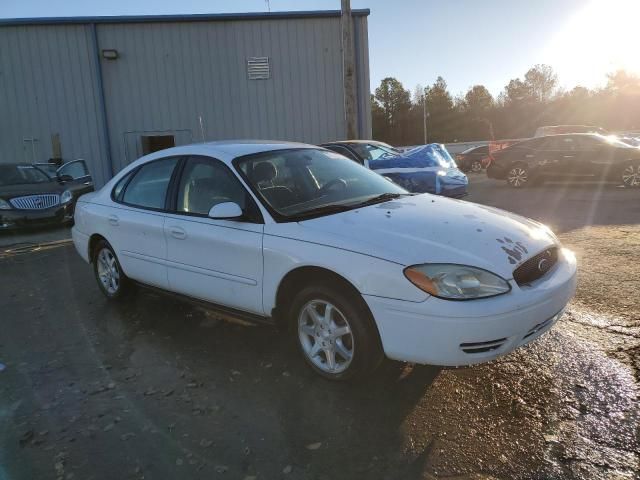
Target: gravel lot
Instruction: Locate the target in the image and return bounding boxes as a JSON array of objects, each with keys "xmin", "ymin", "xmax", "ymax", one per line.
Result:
[{"xmin": 1, "ymin": 176, "xmax": 638, "ymax": 480}]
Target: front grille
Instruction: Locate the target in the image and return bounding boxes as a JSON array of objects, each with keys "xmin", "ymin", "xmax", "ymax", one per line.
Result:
[
  {"xmin": 460, "ymin": 337, "xmax": 507, "ymax": 354},
  {"xmin": 9, "ymin": 194, "xmax": 60, "ymax": 210},
  {"xmin": 513, "ymin": 246, "xmax": 558, "ymax": 286}
]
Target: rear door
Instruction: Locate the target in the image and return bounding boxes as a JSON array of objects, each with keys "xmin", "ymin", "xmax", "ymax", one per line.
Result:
[
  {"xmin": 109, "ymin": 156, "xmax": 180, "ymax": 288},
  {"xmin": 535, "ymin": 137, "xmax": 573, "ymax": 176},
  {"xmin": 163, "ymin": 156, "xmax": 264, "ymax": 314}
]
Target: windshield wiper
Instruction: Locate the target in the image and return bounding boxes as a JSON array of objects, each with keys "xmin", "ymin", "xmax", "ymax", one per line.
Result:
[
  {"xmin": 292, "ymin": 203, "xmax": 355, "ymax": 220},
  {"xmin": 351, "ymin": 192, "xmax": 408, "ymax": 207}
]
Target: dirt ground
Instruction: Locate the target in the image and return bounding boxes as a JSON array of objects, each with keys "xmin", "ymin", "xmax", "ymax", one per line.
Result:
[{"xmin": 1, "ymin": 176, "xmax": 639, "ymax": 480}]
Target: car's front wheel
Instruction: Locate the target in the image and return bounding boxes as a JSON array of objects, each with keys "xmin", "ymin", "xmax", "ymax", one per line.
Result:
[
  {"xmin": 290, "ymin": 284, "xmax": 383, "ymax": 381},
  {"xmin": 471, "ymin": 160, "xmax": 483, "ymax": 173},
  {"xmin": 506, "ymin": 164, "xmax": 530, "ymax": 188},
  {"xmin": 621, "ymin": 162, "xmax": 640, "ymax": 188},
  {"xmin": 93, "ymin": 240, "xmax": 130, "ymax": 299}
]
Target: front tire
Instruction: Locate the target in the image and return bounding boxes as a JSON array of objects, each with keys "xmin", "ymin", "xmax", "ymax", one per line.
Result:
[
  {"xmin": 289, "ymin": 285, "xmax": 384, "ymax": 381},
  {"xmin": 506, "ymin": 164, "xmax": 530, "ymax": 188},
  {"xmin": 471, "ymin": 160, "xmax": 483, "ymax": 173},
  {"xmin": 92, "ymin": 240, "xmax": 131, "ymax": 299},
  {"xmin": 621, "ymin": 162, "xmax": 640, "ymax": 188}
]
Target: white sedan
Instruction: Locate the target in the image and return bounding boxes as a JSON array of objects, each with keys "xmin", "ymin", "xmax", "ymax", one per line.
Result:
[{"xmin": 72, "ymin": 141, "xmax": 577, "ymax": 380}]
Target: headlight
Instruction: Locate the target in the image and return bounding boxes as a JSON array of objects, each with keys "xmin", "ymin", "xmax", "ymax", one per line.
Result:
[
  {"xmin": 60, "ymin": 190, "xmax": 73, "ymax": 204},
  {"xmin": 0, "ymin": 199, "xmax": 11, "ymax": 210},
  {"xmin": 404, "ymin": 264, "xmax": 511, "ymax": 300}
]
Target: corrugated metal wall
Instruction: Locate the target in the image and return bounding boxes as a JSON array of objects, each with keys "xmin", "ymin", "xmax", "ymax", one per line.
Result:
[
  {"xmin": 0, "ymin": 24, "xmax": 111, "ymax": 186},
  {"xmin": 0, "ymin": 14, "xmax": 371, "ymax": 185}
]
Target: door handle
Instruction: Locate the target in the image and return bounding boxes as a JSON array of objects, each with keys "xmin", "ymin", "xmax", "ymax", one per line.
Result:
[
  {"xmin": 563, "ymin": 155, "xmax": 574, "ymax": 158},
  {"xmin": 108, "ymin": 215, "xmax": 119, "ymax": 226},
  {"xmin": 169, "ymin": 226, "xmax": 187, "ymax": 240}
]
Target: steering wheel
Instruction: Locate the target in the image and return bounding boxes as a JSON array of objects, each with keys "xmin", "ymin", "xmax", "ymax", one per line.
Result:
[{"xmin": 319, "ymin": 178, "xmax": 348, "ymax": 193}]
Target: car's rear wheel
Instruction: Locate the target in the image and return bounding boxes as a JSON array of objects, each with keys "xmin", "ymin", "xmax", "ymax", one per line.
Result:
[
  {"xmin": 471, "ymin": 160, "xmax": 483, "ymax": 173},
  {"xmin": 507, "ymin": 164, "xmax": 530, "ymax": 188},
  {"xmin": 621, "ymin": 162, "xmax": 640, "ymax": 188},
  {"xmin": 289, "ymin": 284, "xmax": 383, "ymax": 381},
  {"xmin": 93, "ymin": 240, "xmax": 130, "ymax": 299}
]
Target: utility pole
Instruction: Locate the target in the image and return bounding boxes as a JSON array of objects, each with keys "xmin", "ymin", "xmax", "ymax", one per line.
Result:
[
  {"xmin": 423, "ymin": 88, "xmax": 428, "ymax": 144},
  {"xmin": 341, "ymin": 0, "xmax": 358, "ymax": 139}
]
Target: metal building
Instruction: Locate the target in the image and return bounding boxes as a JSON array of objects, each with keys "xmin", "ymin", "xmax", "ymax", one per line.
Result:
[{"xmin": 0, "ymin": 10, "xmax": 371, "ymax": 186}]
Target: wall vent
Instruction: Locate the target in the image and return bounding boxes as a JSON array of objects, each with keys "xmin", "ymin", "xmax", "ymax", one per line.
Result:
[{"xmin": 247, "ymin": 57, "xmax": 270, "ymax": 80}]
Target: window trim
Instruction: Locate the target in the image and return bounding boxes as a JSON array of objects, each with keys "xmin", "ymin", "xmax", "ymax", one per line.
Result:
[
  {"xmin": 112, "ymin": 156, "xmax": 182, "ymax": 212},
  {"xmin": 169, "ymin": 155, "xmax": 264, "ymax": 224}
]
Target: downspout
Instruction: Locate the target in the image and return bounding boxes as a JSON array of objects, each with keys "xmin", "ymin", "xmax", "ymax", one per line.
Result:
[
  {"xmin": 90, "ymin": 23, "xmax": 115, "ymax": 180},
  {"xmin": 353, "ymin": 17, "xmax": 363, "ymax": 139}
]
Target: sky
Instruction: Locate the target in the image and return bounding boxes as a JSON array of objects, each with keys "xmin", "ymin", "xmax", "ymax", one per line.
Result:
[{"xmin": 3, "ymin": 0, "xmax": 639, "ymax": 99}]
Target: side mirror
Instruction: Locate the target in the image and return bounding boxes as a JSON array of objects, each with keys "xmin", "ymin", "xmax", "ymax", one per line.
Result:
[
  {"xmin": 58, "ymin": 174, "xmax": 74, "ymax": 183},
  {"xmin": 208, "ymin": 202, "xmax": 243, "ymax": 220}
]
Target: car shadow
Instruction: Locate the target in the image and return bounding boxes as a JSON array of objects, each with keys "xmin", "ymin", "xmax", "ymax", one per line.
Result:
[{"xmin": 95, "ymin": 287, "xmax": 442, "ymax": 479}]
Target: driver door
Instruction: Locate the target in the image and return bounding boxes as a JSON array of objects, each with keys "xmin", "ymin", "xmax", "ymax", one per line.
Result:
[{"xmin": 163, "ymin": 156, "xmax": 264, "ymax": 314}]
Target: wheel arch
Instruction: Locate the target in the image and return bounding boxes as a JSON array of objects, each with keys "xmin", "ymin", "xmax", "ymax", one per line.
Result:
[
  {"xmin": 88, "ymin": 233, "xmax": 108, "ymax": 263},
  {"xmin": 272, "ymin": 266, "xmax": 375, "ymax": 332}
]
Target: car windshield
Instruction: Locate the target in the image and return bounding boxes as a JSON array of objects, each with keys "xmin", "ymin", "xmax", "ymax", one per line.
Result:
[
  {"xmin": 349, "ymin": 143, "xmax": 400, "ymax": 161},
  {"xmin": 0, "ymin": 164, "xmax": 51, "ymax": 186},
  {"xmin": 235, "ymin": 148, "xmax": 408, "ymax": 220}
]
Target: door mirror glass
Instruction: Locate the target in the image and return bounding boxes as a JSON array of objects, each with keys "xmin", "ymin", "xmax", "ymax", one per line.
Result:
[
  {"xmin": 58, "ymin": 174, "xmax": 74, "ymax": 182},
  {"xmin": 208, "ymin": 202, "xmax": 243, "ymax": 219}
]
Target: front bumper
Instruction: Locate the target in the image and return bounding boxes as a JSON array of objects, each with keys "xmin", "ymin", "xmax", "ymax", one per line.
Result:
[
  {"xmin": 364, "ymin": 251, "xmax": 577, "ymax": 366},
  {"xmin": 0, "ymin": 204, "xmax": 73, "ymax": 230}
]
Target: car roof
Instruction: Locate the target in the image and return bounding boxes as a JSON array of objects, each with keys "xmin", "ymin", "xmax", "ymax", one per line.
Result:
[
  {"xmin": 132, "ymin": 140, "xmax": 317, "ymax": 166},
  {"xmin": 321, "ymin": 140, "xmax": 387, "ymax": 146}
]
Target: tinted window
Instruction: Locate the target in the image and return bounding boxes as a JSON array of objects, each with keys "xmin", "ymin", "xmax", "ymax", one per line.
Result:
[
  {"xmin": 177, "ymin": 156, "xmax": 248, "ymax": 215},
  {"xmin": 122, "ymin": 157, "xmax": 178, "ymax": 209},
  {"xmin": 543, "ymin": 136, "xmax": 578, "ymax": 151},
  {"xmin": 324, "ymin": 145, "xmax": 361, "ymax": 163}
]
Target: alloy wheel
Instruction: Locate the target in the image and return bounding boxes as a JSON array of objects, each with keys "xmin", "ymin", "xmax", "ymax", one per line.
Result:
[
  {"xmin": 622, "ymin": 164, "xmax": 640, "ymax": 187},
  {"xmin": 471, "ymin": 161, "xmax": 483, "ymax": 173},
  {"xmin": 507, "ymin": 167, "xmax": 528, "ymax": 187},
  {"xmin": 298, "ymin": 300, "xmax": 354, "ymax": 374},
  {"xmin": 97, "ymin": 248, "xmax": 120, "ymax": 295}
]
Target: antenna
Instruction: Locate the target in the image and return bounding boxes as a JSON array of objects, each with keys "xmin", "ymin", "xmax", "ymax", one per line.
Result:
[{"xmin": 265, "ymin": 0, "xmax": 270, "ymax": 12}]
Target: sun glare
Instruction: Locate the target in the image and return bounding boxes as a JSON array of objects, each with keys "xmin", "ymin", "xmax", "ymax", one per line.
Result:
[{"xmin": 545, "ymin": 0, "xmax": 640, "ymax": 89}]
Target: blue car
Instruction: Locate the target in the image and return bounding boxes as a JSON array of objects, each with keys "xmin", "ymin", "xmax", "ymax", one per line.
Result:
[{"xmin": 320, "ymin": 140, "xmax": 468, "ymax": 197}]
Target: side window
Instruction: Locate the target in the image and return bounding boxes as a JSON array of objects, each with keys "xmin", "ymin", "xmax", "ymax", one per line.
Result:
[
  {"xmin": 576, "ymin": 136, "xmax": 601, "ymax": 151},
  {"xmin": 58, "ymin": 160, "xmax": 90, "ymax": 180},
  {"xmin": 325, "ymin": 145, "xmax": 360, "ymax": 163},
  {"xmin": 177, "ymin": 156, "xmax": 248, "ymax": 215},
  {"xmin": 112, "ymin": 170, "xmax": 135, "ymax": 201},
  {"xmin": 122, "ymin": 157, "xmax": 178, "ymax": 210}
]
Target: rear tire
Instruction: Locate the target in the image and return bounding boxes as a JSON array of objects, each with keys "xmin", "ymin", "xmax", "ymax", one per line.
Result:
[
  {"xmin": 92, "ymin": 240, "xmax": 131, "ymax": 299},
  {"xmin": 289, "ymin": 284, "xmax": 384, "ymax": 381},
  {"xmin": 621, "ymin": 161, "xmax": 640, "ymax": 188},
  {"xmin": 506, "ymin": 164, "xmax": 530, "ymax": 188}
]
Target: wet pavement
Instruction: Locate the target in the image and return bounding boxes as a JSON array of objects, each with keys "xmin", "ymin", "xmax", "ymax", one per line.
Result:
[{"xmin": 1, "ymin": 178, "xmax": 639, "ymax": 479}]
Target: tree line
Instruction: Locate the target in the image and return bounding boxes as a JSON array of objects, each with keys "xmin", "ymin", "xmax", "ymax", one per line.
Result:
[{"xmin": 371, "ymin": 65, "xmax": 640, "ymax": 145}]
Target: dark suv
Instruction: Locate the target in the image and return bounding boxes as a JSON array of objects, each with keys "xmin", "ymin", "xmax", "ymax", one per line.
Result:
[{"xmin": 487, "ymin": 134, "xmax": 640, "ymax": 188}]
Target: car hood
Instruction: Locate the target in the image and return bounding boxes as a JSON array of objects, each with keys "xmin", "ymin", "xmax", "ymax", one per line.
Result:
[
  {"xmin": 293, "ymin": 194, "xmax": 558, "ymax": 279},
  {"xmin": 0, "ymin": 181, "xmax": 64, "ymax": 199}
]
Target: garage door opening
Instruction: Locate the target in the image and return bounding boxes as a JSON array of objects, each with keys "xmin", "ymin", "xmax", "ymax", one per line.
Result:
[{"xmin": 141, "ymin": 135, "xmax": 175, "ymax": 155}]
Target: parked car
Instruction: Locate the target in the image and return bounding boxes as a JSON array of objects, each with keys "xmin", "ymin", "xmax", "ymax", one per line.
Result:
[
  {"xmin": 321, "ymin": 141, "xmax": 468, "ymax": 197},
  {"xmin": 534, "ymin": 125, "xmax": 608, "ymax": 137},
  {"xmin": 72, "ymin": 141, "xmax": 577, "ymax": 380},
  {"xmin": 456, "ymin": 145, "xmax": 490, "ymax": 173},
  {"xmin": 0, "ymin": 160, "xmax": 94, "ymax": 230},
  {"xmin": 487, "ymin": 133, "xmax": 640, "ymax": 188}
]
